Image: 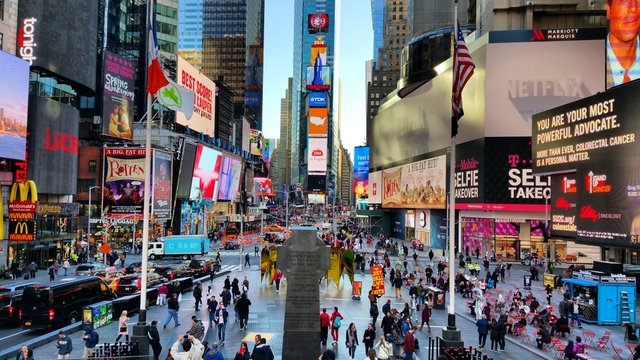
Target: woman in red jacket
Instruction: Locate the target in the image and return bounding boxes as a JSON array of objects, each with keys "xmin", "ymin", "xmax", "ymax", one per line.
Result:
[{"xmin": 330, "ymin": 307, "xmax": 344, "ymax": 345}]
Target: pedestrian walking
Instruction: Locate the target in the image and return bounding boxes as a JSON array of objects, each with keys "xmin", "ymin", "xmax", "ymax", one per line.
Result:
[
  {"xmin": 157, "ymin": 282, "xmax": 168, "ymax": 306},
  {"xmin": 251, "ymin": 334, "xmax": 275, "ymax": 360},
  {"xmin": 163, "ymin": 293, "xmax": 181, "ymax": 329},
  {"xmin": 56, "ymin": 331, "xmax": 73, "ymax": 359},
  {"xmin": 16, "ymin": 346, "xmax": 33, "ymax": 360},
  {"xmin": 497, "ymin": 314, "xmax": 507, "ymax": 351},
  {"xmin": 220, "ymin": 287, "xmax": 232, "ymax": 307},
  {"xmin": 236, "ymin": 293, "xmax": 252, "ymax": 330},
  {"xmin": 244, "ymin": 253, "xmax": 251, "ymax": 267},
  {"xmin": 243, "ymin": 276, "xmax": 250, "ymax": 293},
  {"xmin": 193, "ymin": 283, "xmax": 203, "ymax": 311},
  {"xmin": 420, "ymin": 301, "xmax": 432, "ymax": 332},
  {"xmin": 545, "ymin": 284, "xmax": 553, "ymax": 305},
  {"xmin": 188, "ymin": 315, "xmax": 204, "ymax": 340},
  {"xmin": 506, "ymin": 262, "xmax": 512, "ymax": 277},
  {"xmin": 204, "ymin": 342, "xmax": 224, "ymax": 360},
  {"xmin": 393, "ymin": 276, "xmax": 403, "ymax": 298},
  {"xmin": 330, "ymin": 307, "xmax": 344, "ymax": 345},
  {"xmin": 224, "ymin": 275, "xmax": 231, "ymax": 290},
  {"xmin": 209, "ymin": 265, "xmax": 216, "ymax": 283},
  {"xmin": 254, "ymin": 245, "xmax": 259, "ymax": 257},
  {"xmin": 62, "ymin": 259, "xmax": 70, "ymax": 277},
  {"xmin": 273, "ymin": 268, "xmax": 283, "ymax": 293},
  {"xmin": 428, "ymin": 249, "xmax": 434, "ymax": 262},
  {"xmin": 148, "ymin": 320, "xmax": 162, "ymax": 360},
  {"xmin": 82, "ymin": 324, "xmax": 99, "ymax": 359},
  {"xmin": 403, "ymin": 326, "xmax": 416, "ymax": 360},
  {"xmin": 207, "ymin": 296, "xmax": 218, "ymax": 328},
  {"xmin": 234, "ymin": 342, "xmax": 250, "ymax": 360},
  {"xmin": 489, "ymin": 318, "xmax": 499, "ymax": 351},
  {"xmin": 320, "ymin": 308, "xmax": 331, "ymax": 346},
  {"xmin": 375, "ymin": 336, "xmax": 393, "ymax": 360},
  {"xmin": 115, "ymin": 311, "xmax": 129, "ymax": 343},
  {"xmin": 214, "ymin": 303, "xmax": 228, "ymax": 345},
  {"xmin": 345, "ymin": 323, "xmax": 359, "ymax": 359},
  {"xmin": 362, "ymin": 323, "xmax": 375, "ymax": 355},
  {"xmin": 49, "ymin": 265, "xmax": 56, "ymax": 281}
]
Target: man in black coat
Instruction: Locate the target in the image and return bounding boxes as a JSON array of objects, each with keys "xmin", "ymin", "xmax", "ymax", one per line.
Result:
[
  {"xmin": 148, "ymin": 320, "xmax": 162, "ymax": 360},
  {"xmin": 235, "ymin": 293, "xmax": 252, "ymax": 330}
]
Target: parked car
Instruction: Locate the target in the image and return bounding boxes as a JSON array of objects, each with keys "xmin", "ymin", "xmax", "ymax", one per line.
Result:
[
  {"xmin": 224, "ymin": 240, "xmax": 240, "ymax": 250},
  {"xmin": 74, "ymin": 263, "xmax": 108, "ymax": 276},
  {"xmin": 165, "ymin": 264, "xmax": 194, "ymax": 280},
  {"xmin": 22, "ymin": 277, "xmax": 114, "ymax": 329},
  {"xmin": 123, "ymin": 261, "xmax": 158, "ymax": 274},
  {"xmin": 187, "ymin": 259, "xmax": 216, "ymax": 278},
  {"xmin": 0, "ymin": 281, "xmax": 39, "ymax": 324},
  {"xmin": 115, "ymin": 273, "xmax": 165, "ymax": 296}
]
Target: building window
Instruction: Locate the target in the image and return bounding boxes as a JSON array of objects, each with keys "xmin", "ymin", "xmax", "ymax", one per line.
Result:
[
  {"xmin": 88, "ymin": 160, "xmax": 97, "ymax": 173},
  {"xmin": 0, "ymin": 33, "xmax": 3, "ymax": 51},
  {"xmin": 0, "ymin": 0, "xmax": 4, "ymax": 21}
]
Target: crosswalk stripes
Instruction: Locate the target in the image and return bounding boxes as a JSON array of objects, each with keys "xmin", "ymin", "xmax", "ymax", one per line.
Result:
[{"xmin": 219, "ymin": 264, "xmax": 239, "ymax": 273}]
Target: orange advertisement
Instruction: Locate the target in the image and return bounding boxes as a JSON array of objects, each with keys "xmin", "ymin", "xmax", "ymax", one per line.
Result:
[{"xmin": 308, "ymin": 107, "xmax": 328, "ymax": 136}]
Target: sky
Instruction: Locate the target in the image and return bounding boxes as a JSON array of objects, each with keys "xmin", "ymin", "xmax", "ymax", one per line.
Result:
[{"xmin": 262, "ymin": 0, "xmax": 373, "ymax": 156}]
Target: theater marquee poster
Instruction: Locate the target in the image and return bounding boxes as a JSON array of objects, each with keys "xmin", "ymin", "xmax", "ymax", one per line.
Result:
[{"xmin": 102, "ymin": 148, "xmax": 145, "ymax": 218}]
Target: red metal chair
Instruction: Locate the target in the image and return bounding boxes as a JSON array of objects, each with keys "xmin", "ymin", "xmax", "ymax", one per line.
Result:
[
  {"xmin": 612, "ymin": 342, "xmax": 624, "ymax": 360},
  {"xmin": 595, "ymin": 331, "xmax": 612, "ymax": 351},
  {"xmin": 554, "ymin": 343, "xmax": 567, "ymax": 360}
]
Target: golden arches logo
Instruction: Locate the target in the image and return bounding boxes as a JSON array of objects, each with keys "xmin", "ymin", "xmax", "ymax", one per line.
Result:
[
  {"xmin": 9, "ymin": 180, "xmax": 38, "ymax": 203},
  {"xmin": 13, "ymin": 222, "xmax": 29, "ymax": 234}
]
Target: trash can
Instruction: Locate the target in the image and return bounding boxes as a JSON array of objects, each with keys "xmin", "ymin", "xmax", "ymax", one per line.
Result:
[
  {"xmin": 543, "ymin": 273, "xmax": 560, "ymax": 288},
  {"xmin": 83, "ymin": 301, "xmax": 113, "ymax": 329},
  {"xmin": 426, "ymin": 286, "xmax": 446, "ymax": 310},
  {"xmin": 524, "ymin": 275, "xmax": 532, "ymax": 290}
]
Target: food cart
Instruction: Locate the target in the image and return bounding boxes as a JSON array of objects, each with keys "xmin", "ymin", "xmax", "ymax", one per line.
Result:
[{"xmin": 561, "ymin": 270, "xmax": 636, "ymax": 325}]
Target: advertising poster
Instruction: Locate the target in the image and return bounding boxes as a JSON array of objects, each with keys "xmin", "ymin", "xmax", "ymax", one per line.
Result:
[
  {"xmin": 180, "ymin": 201, "xmax": 203, "ymax": 235},
  {"xmin": 306, "ymin": 66, "xmax": 331, "ymax": 91},
  {"xmin": 370, "ymin": 265, "xmax": 385, "ymax": 295},
  {"xmin": 217, "ymin": 156, "xmax": 242, "ymax": 201},
  {"xmin": 455, "ymin": 139, "xmax": 484, "ymax": 204},
  {"xmin": 263, "ymin": 139, "xmax": 271, "ymax": 167},
  {"xmin": 308, "ymin": 13, "xmax": 329, "ymax": 33},
  {"xmin": 190, "ymin": 144, "xmax": 223, "ymax": 201},
  {"xmin": 249, "ymin": 129, "xmax": 263, "ymax": 156},
  {"xmin": 176, "ymin": 57, "xmax": 215, "ymax": 136},
  {"xmin": 368, "ymin": 171, "xmax": 382, "ymax": 204},
  {"xmin": 309, "ymin": 92, "xmax": 327, "ymax": 107},
  {"xmin": 102, "ymin": 148, "xmax": 145, "ymax": 218},
  {"xmin": 152, "ymin": 150, "xmax": 173, "ymax": 220},
  {"xmin": 254, "ymin": 177, "xmax": 275, "ymax": 197},
  {"xmin": 102, "ymin": 51, "xmax": 135, "ymax": 140},
  {"xmin": 308, "ymin": 107, "xmax": 328, "ymax": 136},
  {"xmin": 353, "ymin": 147, "xmax": 370, "ymax": 198},
  {"xmin": 550, "ymin": 173, "xmax": 578, "ymax": 238},
  {"xmin": 383, "ymin": 155, "xmax": 446, "ymax": 209},
  {"xmin": 310, "ymin": 43, "xmax": 327, "ymax": 66},
  {"xmin": 382, "ymin": 167, "xmax": 402, "ymax": 207},
  {"xmin": 0, "ymin": 51, "xmax": 29, "ymax": 161},
  {"xmin": 308, "ymin": 137, "xmax": 328, "ymax": 173},
  {"xmin": 606, "ymin": 0, "xmax": 640, "ymax": 88}
]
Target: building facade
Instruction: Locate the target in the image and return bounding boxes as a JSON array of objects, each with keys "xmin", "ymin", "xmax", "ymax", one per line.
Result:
[
  {"xmin": 202, "ymin": 0, "xmax": 264, "ymax": 130},
  {"xmin": 178, "ymin": 0, "xmax": 203, "ymax": 69},
  {"xmin": 339, "ymin": 144, "xmax": 353, "ymax": 207},
  {"xmin": 0, "ymin": 0, "xmax": 18, "ymax": 54}
]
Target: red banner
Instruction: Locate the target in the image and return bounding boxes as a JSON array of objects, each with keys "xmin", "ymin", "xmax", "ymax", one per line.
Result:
[{"xmin": 370, "ymin": 265, "xmax": 385, "ymax": 295}]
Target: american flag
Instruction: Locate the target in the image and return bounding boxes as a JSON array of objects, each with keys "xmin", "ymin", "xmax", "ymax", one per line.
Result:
[{"xmin": 451, "ymin": 21, "xmax": 475, "ymax": 137}]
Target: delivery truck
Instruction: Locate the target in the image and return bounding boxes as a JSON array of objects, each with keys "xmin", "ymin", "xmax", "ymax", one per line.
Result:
[{"xmin": 148, "ymin": 235, "xmax": 208, "ymax": 260}]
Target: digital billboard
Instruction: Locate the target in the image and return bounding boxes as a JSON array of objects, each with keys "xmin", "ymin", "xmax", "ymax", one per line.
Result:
[
  {"xmin": 27, "ymin": 96, "xmax": 79, "ymax": 194},
  {"xmin": 102, "ymin": 148, "xmax": 145, "ymax": 218},
  {"xmin": 254, "ymin": 177, "xmax": 274, "ymax": 197},
  {"xmin": 176, "ymin": 57, "xmax": 215, "ymax": 136},
  {"xmin": 17, "ymin": 0, "xmax": 98, "ymax": 92},
  {"xmin": 307, "ymin": 174, "xmax": 327, "ymax": 193},
  {"xmin": 310, "ymin": 43, "xmax": 327, "ymax": 66},
  {"xmin": 308, "ymin": 193, "xmax": 326, "ymax": 204},
  {"xmin": 249, "ymin": 129, "xmax": 263, "ymax": 156},
  {"xmin": 0, "ymin": 51, "xmax": 29, "ymax": 161},
  {"xmin": 176, "ymin": 141, "xmax": 197, "ymax": 199},
  {"xmin": 190, "ymin": 144, "xmax": 223, "ymax": 201},
  {"xmin": 532, "ymin": 77, "xmax": 640, "ymax": 246},
  {"xmin": 550, "ymin": 173, "xmax": 578, "ymax": 238},
  {"xmin": 102, "ymin": 51, "xmax": 135, "ymax": 140},
  {"xmin": 309, "ymin": 92, "xmax": 327, "ymax": 107},
  {"xmin": 606, "ymin": 0, "xmax": 640, "ymax": 88},
  {"xmin": 306, "ymin": 66, "xmax": 331, "ymax": 91},
  {"xmin": 368, "ymin": 171, "xmax": 382, "ymax": 204},
  {"xmin": 308, "ymin": 107, "xmax": 328, "ymax": 136},
  {"xmin": 217, "ymin": 156, "xmax": 242, "ymax": 201},
  {"xmin": 382, "ymin": 155, "xmax": 447, "ymax": 209},
  {"xmin": 308, "ymin": 137, "xmax": 328, "ymax": 173},
  {"xmin": 152, "ymin": 150, "xmax": 173, "ymax": 220},
  {"xmin": 308, "ymin": 13, "xmax": 329, "ymax": 33},
  {"xmin": 353, "ymin": 147, "xmax": 369, "ymax": 198}
]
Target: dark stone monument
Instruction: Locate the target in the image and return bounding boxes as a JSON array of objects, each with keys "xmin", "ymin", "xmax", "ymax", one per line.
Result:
[{"xmin": 279, "ymin": 226, "xmax": 330, "ymax": 360}]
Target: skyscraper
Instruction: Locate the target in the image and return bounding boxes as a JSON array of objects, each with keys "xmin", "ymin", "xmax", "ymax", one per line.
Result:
[
  {"xmin": 370, "ymin": 0, "xmax": 384, "ymax": 65},
  {"xmin": 290, "ymin": 0, "xmax": 336, "ymax": 189},
  {"xmin": 0, "ymin": 0, "xmax": 19, "ymax": 54},
  {"xmin": 202, "ymin": 0, "xmax": 264, "ymax": 130},
  {"xmin": 178, "ymin": 0, "xmax": 203, "ymax": 69}
]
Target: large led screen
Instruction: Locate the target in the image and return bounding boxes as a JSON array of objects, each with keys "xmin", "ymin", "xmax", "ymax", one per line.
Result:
[
  {"xmin": 217, "ymin": 156, "xmax": 242, "ymax": 201},
  {"xmin": 606, "ymin": 0, "xmax": 640, "ymax": 88},
  {"xmin": 102, "ymin": 51, "xmax": 135, "ymax": 140},
  {"xmin": 353, "ymin": 147, "xmax": 369, "ymax": 198},
  {"xmin": 152, "ymin": 150, "xmax": 173, "ymax": 220},
  {"xmin": 0, "ymin": 51, "xmax": 29, "ymax": 161},
  {"xmin": 176, "ymin": 141, "xmax": 197, "ymax": 199},
  {"xmin": 190, "ymin": 144, "xmax": 222, "ymax": 201}
]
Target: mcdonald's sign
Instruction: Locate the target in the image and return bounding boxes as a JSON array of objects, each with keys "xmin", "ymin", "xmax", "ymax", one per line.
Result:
[
  {"xmin": 7, "ymin": 180, "xmax": 38, "ymax": 241},
  {"xmin": 8, "ymin": 220, "xmax": 35, "ymax": 241}
]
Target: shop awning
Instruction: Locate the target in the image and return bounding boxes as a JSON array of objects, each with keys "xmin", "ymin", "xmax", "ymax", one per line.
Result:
[{"xmin": 561, "ymin": 277, "xmax": 599, "ymax": 287}]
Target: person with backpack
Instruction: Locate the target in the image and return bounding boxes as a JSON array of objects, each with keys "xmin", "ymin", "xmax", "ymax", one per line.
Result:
[
  {"xmin": 330, "ymin": 307, "xmax": 344, "ymax": 345},
  {"xmin": 214, "ymin": 303, "xmax": 229, "ymax": 346},
  {"xmin": 81, "ymin": 324, "xmax": 99, "ymax": 359},
  {"xmin": 204, "ymin": 342, "xmax": 224, "ymax": 360},
  {"xmin": 188, "ymin": 315, "xmax": 204, "ymax": 340}
]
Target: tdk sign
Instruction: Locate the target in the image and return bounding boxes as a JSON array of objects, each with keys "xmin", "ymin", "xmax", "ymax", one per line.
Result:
[{"xmin": 309, "ymin": 92, "xmax": 327, "ymax": 107}]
